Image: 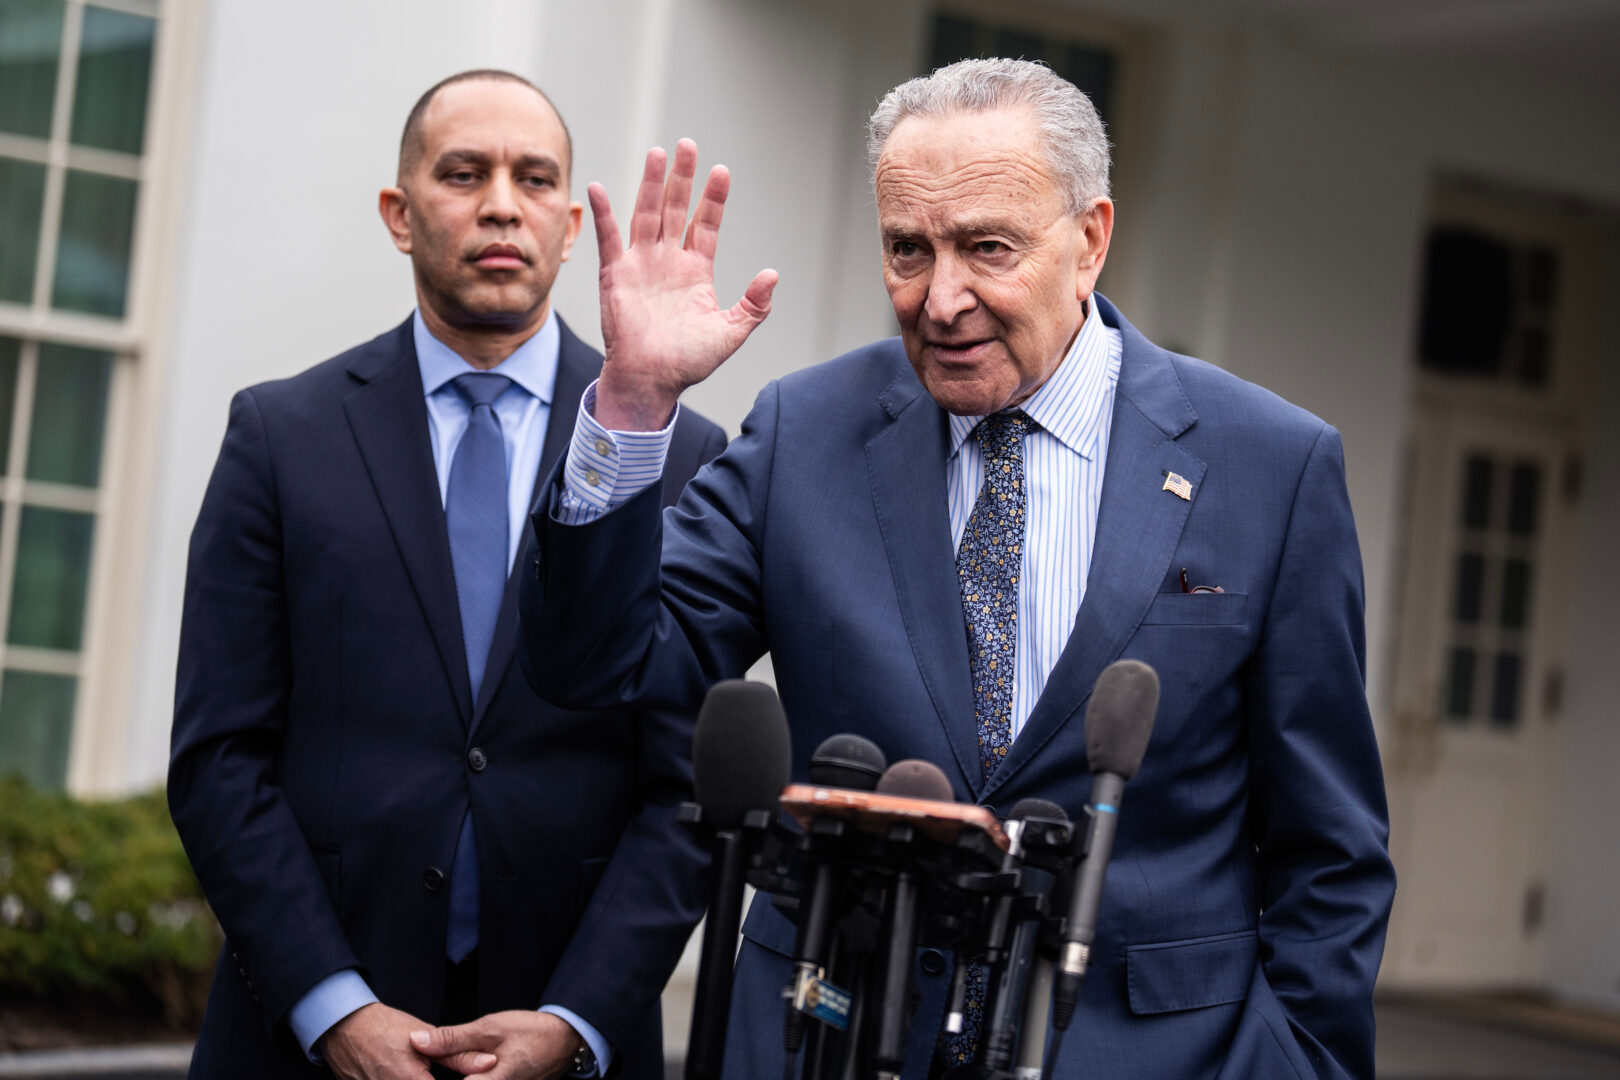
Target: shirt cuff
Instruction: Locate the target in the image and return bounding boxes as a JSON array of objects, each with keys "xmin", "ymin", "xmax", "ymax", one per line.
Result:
[
  {"xmin": 555, "ymin": 379, "xmax": 678, "ymax": 524},
  {"xmin": 538, "ymin": 1004, "xmax": 614, "ymax": 1077},
  {"xmin": 287, "ymin": 969, "xmax": 379, "ymax": 1062}
]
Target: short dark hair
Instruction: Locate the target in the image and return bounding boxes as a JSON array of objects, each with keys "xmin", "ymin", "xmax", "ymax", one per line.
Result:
[{"xmin": 397, "ymin": 69, "xmax": 573, "ymax": 181}]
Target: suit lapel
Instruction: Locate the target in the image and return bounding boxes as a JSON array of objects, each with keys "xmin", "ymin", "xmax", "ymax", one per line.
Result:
[
  {"xmin": 983, "ymin": 298, "xmax": 1203, "ymax": 801},
  {"xmin": 470, "ymin": 317, "xmax": 601, "ymax": 731},
  {"xmin": 865, "ymin": 368, "xmax": 983, "ymax": 798},
  {"xmin": 342, "ymin": 319, "xmax": 474, "ymax": 725}
]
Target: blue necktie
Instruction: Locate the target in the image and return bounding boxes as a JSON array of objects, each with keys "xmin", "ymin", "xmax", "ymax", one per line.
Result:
[
  {"xmin": 941, "ymin": 410, "xmax": 1031, "ymax": 1067},
  {"xmin": 445, "ymin": 372, "xmax": 512, "ymax": 963}
]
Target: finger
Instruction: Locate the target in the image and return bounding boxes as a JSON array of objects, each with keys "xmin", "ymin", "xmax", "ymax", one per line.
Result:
[
  {"xmin": 433, "ymin": 1050, "xmax": 499, "ymax": 1074},
  {"xmin": 627, "ymin": 147, "xmax": 667, "ymax": 249},
  {"xmin": 586, "ymin": 183, "xmax": 622, "ymax": 266},
  {"xmin": 410, "ymin": 1022, "xmax": 497, "ymax": 1057},
  {"xmin": 736, "ymin": 268, "xmax": 778, "ymax": 324},
  {"xmin": 684, "ymin": 164, "xmax": 731, "ymax": 260},
  {"xmin": 661, "ymin": 138, "xmax": 699, "ymax": 244}
]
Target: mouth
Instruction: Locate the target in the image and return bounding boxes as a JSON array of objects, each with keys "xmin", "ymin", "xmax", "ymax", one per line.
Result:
[
  {"xmin": 923, "ymin": 338, "xmax": 995, "ymax": 362},
  {"xmin": 471, "ymin": 243, "xmax": 529, "ymax": 271}
]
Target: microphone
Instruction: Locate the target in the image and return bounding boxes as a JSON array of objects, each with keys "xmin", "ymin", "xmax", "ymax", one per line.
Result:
[
  {"xmin": 871, "ymin": 760, "xmax": 954, "ymax": 1080},
  {"xmin": 685, "ymin": 680, "xmax": 792, "ymax": 1080},
  {"xmin": 975, "ymin": 799, "xmax": 1069, "ymax": 1075},
  {"xmin": 786, "ymin": 736, "xmax": 888, "ymax": 1059},
  {"xmin": 808, "ymin": 733, "xmax": 887, "ymax": 791},
  {"xmin": 1051, "ymin": 660, "xmax": 1159, "ymax": 1032}
]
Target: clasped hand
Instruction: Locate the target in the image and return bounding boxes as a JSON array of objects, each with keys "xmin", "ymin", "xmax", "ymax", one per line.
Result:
[
  {"xmin": 589, "ymin": 138, "xmax": 777, "ymax": 432},
  {"xmin": 321, "ymin": 1003, "xmax": 582, "ymax": 1080}
]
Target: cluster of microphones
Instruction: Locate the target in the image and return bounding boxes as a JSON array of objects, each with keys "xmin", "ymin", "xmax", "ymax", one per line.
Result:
[{"xmin": 678, "ymin": 659, "xmax": 1160, "ymax": 1080}]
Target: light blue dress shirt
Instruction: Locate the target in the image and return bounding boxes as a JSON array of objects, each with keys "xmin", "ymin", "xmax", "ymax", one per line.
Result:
[
  {"xmin": 557, "ymin": 302, "xmax": 1123, "ymax": 744},
  {"xmin": 287, "ymin": 309, "xmax": 611, "ymax": 1076}
]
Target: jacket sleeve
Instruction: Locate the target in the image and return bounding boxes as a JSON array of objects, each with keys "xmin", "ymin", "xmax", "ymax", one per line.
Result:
[
  {"xmin": 521, "ymin": 383, "xmax": 781, "ymax": 715},
  {"xmin": 1243, "ymin": 424, "xmax": 1396, "ymax": 1080},
  {"xmin": 538, "ymin": 412, "xmax": 730, "ymax": 1055},
  {"xmin": 168, "ymin": 389, "xmax": 360, "ymax": 1033}
]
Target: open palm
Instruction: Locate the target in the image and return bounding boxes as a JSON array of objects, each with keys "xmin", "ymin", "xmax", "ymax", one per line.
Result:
[{"xmin": 589, "ymin": 139, "xmax": 777, "ymax": 431}]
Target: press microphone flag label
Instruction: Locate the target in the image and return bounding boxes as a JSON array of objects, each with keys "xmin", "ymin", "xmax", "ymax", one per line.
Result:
[{"xmin": 796, "ymin": 974, "xmax": 852, "ymax": 1030}]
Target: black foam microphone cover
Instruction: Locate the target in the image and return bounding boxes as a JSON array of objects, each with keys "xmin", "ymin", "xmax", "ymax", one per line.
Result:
[
  {"xmin": 1007, "ymin": 797, "xmax": 1069, "ymax": 826},
  {"xmin": 692, "ymin": 679, "xmax": 792, "ymax": 828},
  {"xmin": 1083, "ymin": 659, "xmax": 1160, "ymax": 779},
  {"xmin": 874, "ymin": 758, "xmax": 955, "ymax": 802},
  {"xmin": 809, "ymin": 733, "xmax": 887, "ymax": 791}
]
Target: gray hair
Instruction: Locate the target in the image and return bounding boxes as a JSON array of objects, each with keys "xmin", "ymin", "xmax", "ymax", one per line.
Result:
[{"xmin": 866, "ymin": 58, "xmax": 1110, "ymax": 214}]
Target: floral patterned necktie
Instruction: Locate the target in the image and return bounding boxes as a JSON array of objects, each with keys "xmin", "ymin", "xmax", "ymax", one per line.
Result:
[{"xmin": 940, "ymin": 409, "xmax": 1031, "ymax": 1068}]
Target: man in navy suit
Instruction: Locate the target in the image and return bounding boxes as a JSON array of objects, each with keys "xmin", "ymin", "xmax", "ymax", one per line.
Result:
[
  {"xmin": 475, "ymin": 58, "xmax": 1394, "ymax": 1079},
  {"xmin": 169, "ymin": 71, "xmax": 725, "ymax": 1079}
]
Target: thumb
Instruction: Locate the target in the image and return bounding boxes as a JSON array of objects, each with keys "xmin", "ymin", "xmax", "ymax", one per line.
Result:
[
  {"xmin": 433, "ymin": 1050, "xmax": 499, "ymax": 1074},
  {"xmin": 410, "ymin": 1022, "xmax": 487, "ymax": 1056}
]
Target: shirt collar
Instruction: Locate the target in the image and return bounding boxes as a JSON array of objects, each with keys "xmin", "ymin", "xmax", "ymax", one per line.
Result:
[
  {"xmin": 948, "ymin": 297, "xmax": 1113, "ymax": 460},
  {"xmin": 413, "ymin": 307, "xmax": 559, "ymax": 403}
]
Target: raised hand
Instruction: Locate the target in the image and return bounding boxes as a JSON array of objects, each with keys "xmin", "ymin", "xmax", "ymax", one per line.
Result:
[
  {"xmin": 589, "ymin": 138, "xmax": 777, "ymax": 431},
  {"xmin": 319, "ymin": 1002, "xmax": 495, "ymax": 1080}
]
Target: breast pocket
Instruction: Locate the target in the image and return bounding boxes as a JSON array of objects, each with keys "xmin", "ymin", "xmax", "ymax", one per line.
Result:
[{"xmin": 1139, "ymin": 592, "xmax": 1249, "ymax": 626}]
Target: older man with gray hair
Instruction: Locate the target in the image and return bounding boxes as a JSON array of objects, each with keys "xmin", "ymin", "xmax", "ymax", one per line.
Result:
[{"xmin": 424, "ymin": 57, "xmax": 1394, "ymax": 1079}]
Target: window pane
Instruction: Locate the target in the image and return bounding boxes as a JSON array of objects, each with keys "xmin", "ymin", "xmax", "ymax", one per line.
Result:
[
  {"xmin": 1501, "ymin": 558, "xmax": 1532, "ymax": 630},
  {"xmin": 0, "ymin": 336, "xmax": 19, "ymax": 474},
  {"xmin": 929, "ymin": 14, "xmax": 977, "ymax": 70},
  {"xmin": 69, "ymin": 5, "xmax": 155, "ymax": 154},
  {"xmin": 1452, "ymin": 552, "xmax": 1485, "ymax": 623},
  {"xmin": 995, "ymin": 27, "xmax": 1044, "ymax": 61},
  {"xmin": 1518, "ymin": 326, "xmax": 1549, "ymax": 387},
  {"xmin": 0, "ymin": 155, "xmax": 48, "ymax": 304},
  {"xmin": 0, "ymin": 668, "xmax": 74, "ymax": 790},
  {"xmin": 1444, "ymin": 646, "xmax": 1475, "ymax": 722},
  {"xmin": 27, "ymin": 342, "xmax": 110, "ymax": 486},
  {"xmin": 1491, "ymin": 652, "xmax": 1522, "ymax": 728},
  {"xmin": 1508, "ymin": 461, "xmax": 1540, "ymax": 536},
  {"xmin": 1461, "ymin": 455, "xmax": 1492, "ymax": 529},
  {"xmin": 0, "ymin": 0, "xmax": 64, "ymax": 139},
  {"xmin": 1062, "ymin": 44, "xmax": 1116, "ymax": 125},
  {"xmin": 50, "ymin": 167, "xmax": 137, "ymax": 317},
  {"xmin": 7, "ymin": 504, "xmax": 95, "ymax": 650}
]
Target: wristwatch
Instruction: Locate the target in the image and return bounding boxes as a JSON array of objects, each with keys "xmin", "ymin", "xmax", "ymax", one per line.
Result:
[{"xmin": 570, "ymin": 1041, "xmax": 595, "ymax": 1076}]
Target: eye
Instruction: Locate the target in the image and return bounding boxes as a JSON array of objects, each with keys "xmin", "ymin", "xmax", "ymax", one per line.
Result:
[
  {"xmin": 521, "ymin": 173, "xmax": 556, "ymax": 190},
  {"xmin": 973, "ymin": 240, "xmax": 1008, "ymax": 256},
  {"xmin": 890, "ymin": 240, "xmax": 923, "ymax": 259},
  {"xmin": 445, "ymin": 168, "xmax": 479, "ymax": 184}
]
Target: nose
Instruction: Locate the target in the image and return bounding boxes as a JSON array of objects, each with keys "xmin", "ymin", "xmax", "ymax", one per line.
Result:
[
  {"xmin": 923, "ymin": 251, "xmax": 977, "ymax": 326},
  {"xmin": 479, "ymin": 169, "xmax": 522, "ymax": 228}
]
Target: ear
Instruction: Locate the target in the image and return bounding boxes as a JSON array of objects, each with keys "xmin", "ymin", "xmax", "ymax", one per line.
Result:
[
  {"xmin": 560, "ymin": 200, "xmax": 584, "ymax": 262},
  {"xmin": 379, "ymin": 186, "xmax": 412, "ymax": 254},
  {"xmin": 1074, "ymin": 197, "xmax": 1115, "ymax": 299}
]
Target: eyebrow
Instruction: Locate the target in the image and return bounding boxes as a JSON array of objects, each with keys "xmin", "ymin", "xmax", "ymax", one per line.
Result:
[{"xmin": 433, "ymin": 149, "xmax": 562, "ymax": 174}]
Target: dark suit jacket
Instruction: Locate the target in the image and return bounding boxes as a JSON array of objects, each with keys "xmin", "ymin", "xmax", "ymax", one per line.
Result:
[
  {"xmin": 169, "ymin": 316, "xmax": 726, "ymax": 1078},
  {"xmin": 522, "ymin": 296, "xmax": 1395, "ymax": 1080}
]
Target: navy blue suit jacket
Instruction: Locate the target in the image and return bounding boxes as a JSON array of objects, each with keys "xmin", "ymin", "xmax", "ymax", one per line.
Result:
[
  {"xmin": 169, "ymin": 317, "xmax": 726, "ymax": 1078},
  {"xmin": 522, "ymin": 297, "xmax": 1394, "ymax": 1079}
]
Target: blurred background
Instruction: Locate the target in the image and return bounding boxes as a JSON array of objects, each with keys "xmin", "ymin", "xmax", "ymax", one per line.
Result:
[{"xmin": 1, "ymin": 0, "xmax": 1617, "ymax": 1075}]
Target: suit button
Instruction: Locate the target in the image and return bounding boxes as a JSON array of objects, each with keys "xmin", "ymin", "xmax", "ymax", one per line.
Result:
[
  {"xmin": 423, "ymin": 867, "xmax": 445, "ymax": 891},
  {"xmin": 468, "ymin": 748, "xmax": 487, "ymax": 772},
  {"xmin": 920, "ymin": 949, "xmax": 946, "ymax": 977}
]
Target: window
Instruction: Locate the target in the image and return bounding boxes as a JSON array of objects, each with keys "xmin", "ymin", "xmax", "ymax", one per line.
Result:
[
  {"xmin": 926, "ymin": 10, "xmax": 1118, "ymax": 129},
  {"xmin": 0, "ymin": 0, "xmax": 157, "ymax": 789}
]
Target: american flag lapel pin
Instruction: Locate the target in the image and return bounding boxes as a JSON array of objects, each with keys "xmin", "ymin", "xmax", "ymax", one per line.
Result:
[{"xmin": 1162, "ymin": 471, "xmax": 1193, "ymax": 501}]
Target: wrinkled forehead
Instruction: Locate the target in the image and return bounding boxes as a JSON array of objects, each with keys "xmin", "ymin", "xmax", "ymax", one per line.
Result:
[{"xmin": 875, "ymin": 110, "xmax": 1063, "ymax": 233}]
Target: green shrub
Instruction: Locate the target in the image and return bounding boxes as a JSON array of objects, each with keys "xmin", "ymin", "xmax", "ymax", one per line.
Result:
[{"xmin": 0, "ymin": 775, "xmax": 220, "ymax": 1026}]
